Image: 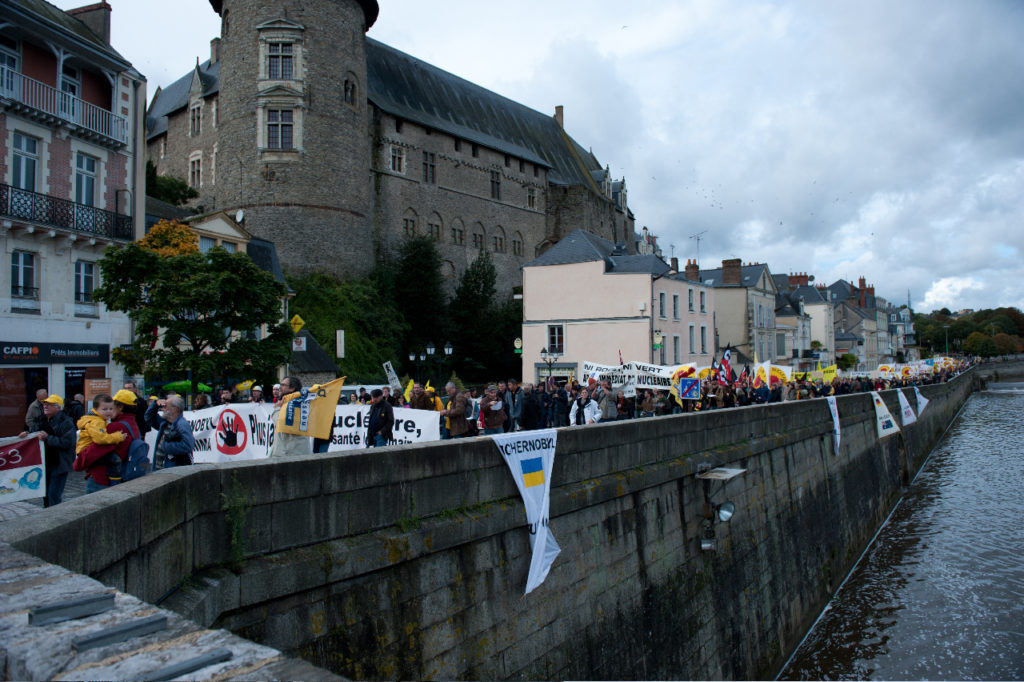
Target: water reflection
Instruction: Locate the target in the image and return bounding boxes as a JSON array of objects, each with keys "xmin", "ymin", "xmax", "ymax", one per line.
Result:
[{"xmin": 779, "ymin": 383, "xmax": 1024, "ymax": 680}]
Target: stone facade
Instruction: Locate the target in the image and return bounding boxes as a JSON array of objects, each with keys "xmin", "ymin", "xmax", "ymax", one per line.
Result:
[{"xmin": 147, "ymin": 0, "xmax": 634, "ymax": 294}]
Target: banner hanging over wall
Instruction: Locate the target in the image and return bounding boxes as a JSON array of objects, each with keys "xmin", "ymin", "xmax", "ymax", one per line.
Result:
[
  {"xmin": 0, "ymin": 435, "xmax": 45, "ymax": 504},
  {"xmin": 870, "ymin": 391, "xmax": 901, "ymax": 439},
  {"xmin": 914, "ymin": 386, "xmax": 930, "ymax": 415},
  {"xmin": 896, "ymin": 389, "xmax": 917, "ymax": 426},
  {"xmin": 826, "ymin": 396, "xmax": 841, "ymax": 456},
  {"xmin": 490, "ymin": 429, "xmax": 561, "ymax": 595}
]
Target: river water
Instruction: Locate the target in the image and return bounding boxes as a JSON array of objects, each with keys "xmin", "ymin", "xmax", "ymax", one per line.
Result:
[{"xmin": 778, "ymin": 382, "xmax": 1024, "ymax": 680}]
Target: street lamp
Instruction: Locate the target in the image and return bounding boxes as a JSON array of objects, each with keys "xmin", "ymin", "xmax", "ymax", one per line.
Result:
[
  {"xmin": 943, "ymin": 324, "xmax": 950, "ymax": 356},
  {"xmin": 540, "ymin": 346, "xmax": 556, "ymax": 381}
]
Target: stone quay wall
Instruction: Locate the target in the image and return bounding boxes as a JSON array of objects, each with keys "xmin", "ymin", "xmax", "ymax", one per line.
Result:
[{"xmin": 0, "ymin": 369, "xmax": 982, "ymax": 680}]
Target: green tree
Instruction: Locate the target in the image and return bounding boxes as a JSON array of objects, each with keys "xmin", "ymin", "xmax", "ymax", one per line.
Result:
[
  {"xmin": 391, "ymin": 236, "xmax": 448, "ymax": 359},
  {"xmin": 992, "ymin": 333, "xmax": 1019, "ymax": 355},
  {"xmin": 449, "ymin": 249, "xmax": 498, "ymax": 378},
  {"xmin": 93, "ymin": 243, "xmax": 292, "ymax": 383},
  {"xmin": 837, "ymin": 353, "xmax": 859, "ymax": 371},
  {"xmin": 146, "ymin": 159, "xmax": 199, "ymax": 206},
  {"xmin": 286, "ymin": 273, "xmax": 407, "ymax": 383},
  {"xmin": 962, "ymin": 331, "xmax": 998, "ymax": 357}
]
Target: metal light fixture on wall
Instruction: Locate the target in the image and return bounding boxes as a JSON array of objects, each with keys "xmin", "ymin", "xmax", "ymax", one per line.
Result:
[{"xmin": 696, "ymin": 465, "xmax": 746, "ymax": 552}]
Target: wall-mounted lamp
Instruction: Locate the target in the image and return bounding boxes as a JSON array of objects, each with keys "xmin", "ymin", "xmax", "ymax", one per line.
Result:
[{"xmin": 696, "ymin": 465, "xmax": 746, "ymax": 552}]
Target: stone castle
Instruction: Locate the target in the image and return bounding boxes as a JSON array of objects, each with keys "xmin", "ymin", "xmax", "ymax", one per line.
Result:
[{"xmin": 146, "ymin": 0, "xmax": 636, "ymax": 291}]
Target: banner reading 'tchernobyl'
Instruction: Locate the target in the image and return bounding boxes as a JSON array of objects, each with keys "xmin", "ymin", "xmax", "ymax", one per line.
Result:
[{"xmin": 490, "ymin": 428, "xmax": 561, "ymax": 595}]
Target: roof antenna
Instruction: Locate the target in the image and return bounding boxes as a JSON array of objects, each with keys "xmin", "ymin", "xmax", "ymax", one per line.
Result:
[{"xmin": 689, "ymin": 230, "xmax": 707, "ymax": 264}]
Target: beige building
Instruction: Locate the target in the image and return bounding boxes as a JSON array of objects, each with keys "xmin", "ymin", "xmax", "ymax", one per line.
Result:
[
  {"xmin": 521, "ymin": 230, "xmax": 715, "ymax": 382},
  {"xmin": 696, "ymin": 260, "xmax": 779, "ymax": 363}
]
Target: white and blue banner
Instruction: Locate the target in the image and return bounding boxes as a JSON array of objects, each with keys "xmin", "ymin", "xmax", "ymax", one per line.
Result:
[
  {"xmin": 491, "ymin": 428, "xmax": 560, "ymax": 595},
  {"xmin": 914, "ymin": 386, "xmax": 930, "ymax": 415},
  {"xmin": 870, "ymin": 391, "xmax": 901, "ymax": 439},
  {"xmin": 826, "ymin": 396, "xmax": 841, "ymax": 456},
  {"xmin": 897, "ymin": 389, "xmax": 917, "ymax": 426}
]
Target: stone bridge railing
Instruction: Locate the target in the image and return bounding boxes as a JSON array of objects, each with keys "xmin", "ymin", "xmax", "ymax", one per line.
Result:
[{"xmin": 0, "ymin": 369, "xmax": 979, "ymax": 680}]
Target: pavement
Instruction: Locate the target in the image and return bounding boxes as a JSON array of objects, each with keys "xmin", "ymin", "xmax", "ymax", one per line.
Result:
[{"xmin": 0, "ymin": 471, "xmax": 88, "ymax": 523}]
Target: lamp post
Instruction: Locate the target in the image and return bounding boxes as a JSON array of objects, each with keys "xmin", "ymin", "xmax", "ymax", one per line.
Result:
[
  {"xmin": 943, "ymin": 324, "xmax": 949, "ymax": 356},
  {"xmin": 540, "ymin": 346, "xmax": 556, "ymax": 382}
]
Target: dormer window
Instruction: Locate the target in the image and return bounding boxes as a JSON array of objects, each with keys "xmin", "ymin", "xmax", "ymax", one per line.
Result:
[{"xmin": 268, "ymin": 42, "xmax": 294, "ymax": 79}]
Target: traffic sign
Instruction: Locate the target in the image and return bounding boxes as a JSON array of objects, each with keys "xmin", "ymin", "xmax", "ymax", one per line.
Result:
[
  {"xmin": 290, "ymin": 314, "xmax": 305, "ymax": 334},
  {"xmin": 514, "ymin": 337, "xmax": 523, "ymax": 354}
]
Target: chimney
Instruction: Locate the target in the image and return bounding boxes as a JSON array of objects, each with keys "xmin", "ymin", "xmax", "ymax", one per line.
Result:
[
  {"xmin": 554, "ymin": 105, "xmax": 564, "ymax": 128},
  {"xmin": 858, "ymin": 276, "xmax": 866, "ymax": 290},
  {"xmin": 670, "ymin": 257, "xmax": 679, "ymax": 272},
  {"xmin": 210, "ymin": 37, "xmax": 221, "ymax": 65},
  {"xmin": 722, "ymin": 258, "xmax": 742, "ymax": 285},
  {"xmin": 67, "ymin": 1, "xmax": 112, "ymax": 44},
  {"xmin": 867, "ymin": 285, "xmax": 875, "ymax": 297},
  {"xmin": 685, "ymin": 258, "xmax": 700, "ymax": 282},
  {"xmin": 788, "ymin": 271, "xmax": 809, "ymax": 287}
]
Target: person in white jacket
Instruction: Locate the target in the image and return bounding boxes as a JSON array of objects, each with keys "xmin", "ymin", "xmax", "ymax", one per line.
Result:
[{"xmin": 569, "ymin": 387, "xmax": 601, "ymax": 425}]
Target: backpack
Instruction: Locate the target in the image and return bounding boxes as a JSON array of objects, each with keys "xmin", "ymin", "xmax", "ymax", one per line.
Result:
[{"xmin": 107, "ymin": 420, "xmax": 151, "ymax": 485}]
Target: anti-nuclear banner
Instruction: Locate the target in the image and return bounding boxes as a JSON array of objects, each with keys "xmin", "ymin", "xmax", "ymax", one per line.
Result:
[
  {"xmin": 897, "ymin": 389, "xmax": 917, "ymax": 426},
  {"xmin": 582, "ymin": 361, "xmax": 634, "ymax": 395},
  {"xmin": 491, "ymin": 428, "xmax": 560, "ymax": 595},
  {"xmin": 870, "ymin": 391, "xmax": 900, "ymax": 439},
  {"xmin": 145, "ymin": 403, "xmax": 441, "ymax": 462},
  {"xmin": 0, "ymin": 435, "xmax": 45, "ymax": 504},
  {"xmin": 582, "ymin": 360, "xmax": 682, "ymax": 398}
]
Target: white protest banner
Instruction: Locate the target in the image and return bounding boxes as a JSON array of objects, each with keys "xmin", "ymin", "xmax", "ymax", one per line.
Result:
[
  {"xmin": 914, "ymin": 387, "xmax": 930, "ymax": 415},
  {"xmin": 145, "ymin": 402, "xmax": 276, "ymax": 463},
  {"xmin": 896, "ymin": 389, "xmax": 917, "ymax": 426},
  {"xmin": 383, "ymin": 361, "xmax": 403, "ymax": 394},
  {"xmin": 326, "ymin": 405, "xmax": 441, "ymax": 451},
  {"xmin": 826, "ymin": 396, "xmax": 841, "ymax": 456},
  {"xmin": 491, "ymin": 428, "xmax": 560, "ymax": 595},
  {"xmin": 0, "ymin": 435, "xmax": 46, "ymax": 503},
  {"xmin": 582, "ymin": 361, "xmax": 634, "ymax": 395},
  {"xmin": 870, "ymin": 391, "xmax": 900, "ymax": 439},
  {"xmin": 628, "ymin": 360, "xmax": 676, "ymax": 394}
]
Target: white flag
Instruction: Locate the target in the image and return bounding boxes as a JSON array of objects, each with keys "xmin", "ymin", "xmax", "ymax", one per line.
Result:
[
  {"xmin": 896, "ymin": 389, "xmax": 917, "ymax": 426},
  {"xmin": 491, "ymin": 429, "xmax": 561, "ymax": 595},
  {"xmin": 870, "ymin": 391, "xmax": 900, "ymax": 439},
  {"xmin": 826, "ymin": 396, "xmax": 841, "ymax": 456},
  {"xmin": 914, "ymin": 386, "xmax": 930, "ymax": 415}
]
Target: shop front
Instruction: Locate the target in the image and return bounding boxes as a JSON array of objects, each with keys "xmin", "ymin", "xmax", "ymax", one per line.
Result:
[{"xmin": 0, "ymin": 342, "xmax": 111, "ymax": 435}]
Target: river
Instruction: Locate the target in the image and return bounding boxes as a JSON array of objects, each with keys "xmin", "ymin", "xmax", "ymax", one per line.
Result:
[{"xmin": 778, "ymin": 381, "xmax": 1024, "ymax": 680}]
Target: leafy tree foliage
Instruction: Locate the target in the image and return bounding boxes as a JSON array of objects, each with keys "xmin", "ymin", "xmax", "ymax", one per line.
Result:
[
  {"xmin": 93, "ymin": 243, "xmax": 291, "ymax": 382},
  {"xmin": 992, "ymin": 333, "xmax": 1021, "ymax": 355},
  {"xmin": 837, "ymin": 353, "xmax": 859, "ymax": 371},
  {"xmin": 146, "ymin": 160, "xmax": 198, "ymax": 206},
  {"xmin": 138, "ymin": 219, "xmax": 199, "ymax": 257},
  {"xmin": 286, "ymin": 272, "xmax": 407, "ymax": 383},
  {"xmin": 390, "ymin": 236, "xmax": 449, "ymax": 358},
  {"xmin": 963, "ymin": 331, "xmax": 998, "ymax": 357}
]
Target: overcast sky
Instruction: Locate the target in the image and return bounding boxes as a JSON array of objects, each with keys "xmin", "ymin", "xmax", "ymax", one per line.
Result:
[{"xmin": 54, "ymin": 0, "xmax": 1024, "ymax": 313}]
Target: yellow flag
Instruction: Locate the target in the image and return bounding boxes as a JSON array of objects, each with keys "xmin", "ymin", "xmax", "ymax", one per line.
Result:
[
  {"xmin": 404, "ymin": 379, "xmax": 414, "ymax": 402},
  {"xmin": 816, "ymin": 361, "xmax": 822, "ymax": 372},
  {"xmin": 276, "ymin": 376, "xmax": 346, "ymax": 439}
]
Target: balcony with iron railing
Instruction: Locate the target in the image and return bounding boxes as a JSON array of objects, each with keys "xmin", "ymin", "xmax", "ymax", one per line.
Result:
[
  {"xmin": 0, "ymin": 66, "xmax": 128, "ymax": 147},
  {"xmin": 0, "ymin": 182, "xmax": 132, "ymax": 241}
]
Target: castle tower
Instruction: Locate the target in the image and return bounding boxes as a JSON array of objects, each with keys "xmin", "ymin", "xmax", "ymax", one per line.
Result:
[{"xmin": 208, "ymin": 0, "xmax": 379, "ymax": 276}]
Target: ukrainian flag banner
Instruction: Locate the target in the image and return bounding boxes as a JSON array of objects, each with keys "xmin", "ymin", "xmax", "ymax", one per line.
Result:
[
  {"xmin": 490, "ymin": 428, "xmax": 560, "ymax": 595},
  {"xmin": 276, "ymin": 376, "xmax": 346, "ymax": 439}
]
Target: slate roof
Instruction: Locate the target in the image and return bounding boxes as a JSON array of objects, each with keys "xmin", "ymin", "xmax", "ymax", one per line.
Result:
[
  {"xmin": 147, "ymin": 37, "xmax": 612, "ymax": 197},
  {"xmin": 698, "ymin": 263, "xmax": 774, "ymax": 289},
  {"xmin": 792, "ymin": 285, "xmax": 828, "ymax": 304},
  {"xmin": 289, "ymin": 330, "xmax": 340, "ymax": 375},
  {"xmin": 147, "ymin": 60, "xmax": 219, "ymax": 140},
  {"xmin": 144, "ymin": 196, "xmax": 194, "ymax": 229},
  {"xmin": 246, "ymin": 237, "xmax": 287, "ymax": 285},
  {"xmin": 524, "ymin": 228, "xmax": 669, "ymax": 276},
  {"xmin": 5, "ymin": 0, "xmax": 130, "ymax": 68}
]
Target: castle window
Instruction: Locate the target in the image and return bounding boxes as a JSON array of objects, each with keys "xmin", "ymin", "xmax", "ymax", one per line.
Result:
[
  {"xmin": 395, "ymin": 119, "xmax": 403, "ymax": 133},
  {"xmin": 519, "ymin": 159, "xmax": 525, "ymax": 173},
  {"xmin": 454, "ymin": 139, "xmax": 461, "ymax": 153},
  {"xmin": 267, "ymin": 42, "xmax": 294, "ymax": 79},
  {"xmin": 422, "ymin": 152, "xmax": 436, "ymax": 184},
  {"xmin": 527, "ymin": 187, "xmax": 536, "ymax": 209},
  {"xmin": 490, "ymin": 171, "xmax": 500, "ymax": 200},
  {"xmin": 390, "ymin": 146, "xmax": 404, "ymax": 173},
  {"xmin": 190, "ymin": 103, "xmax": 202, "ymax": 136},
  {"xmin": 344, "ymin": 79, "xmax": 356, "ymax": 105},
  {"xmin": 189, "ymin": 156, "xmax": 202, "ymax": 188},
  {"xmin": 403, "ymin": 218, "xmax": 416, "ymax": 236},
  {"xmin": 533, "ymin": 164, "xmax": 539, "ymax": 178},
  {"xmin": 492, "ymin": 226, "xmax": 506, "ymax": 254},
  {"xmin": 512, "ymin": 232, "xmax": 523, "ymax": 256},
  {"xmin": 471, "ymin": 144, "xmax": 479, "ymax": 158},
  {"xmin": 428, "ymin": 222, "xmax": 441, "ymax": 239},
  {"xmin": 267, "ymin": 109, "xmax": 293, "ymax": 149},
  {"xmin": 451, "ymin": 227, "xmax": 464, "ymax": 245},
  {"xmin": 471, "ymin": 224, "xmax": 485, "ymax": 249},
  {"xmin": 504, "ymin": 154, "xmax": 510, "ymax": 168}
]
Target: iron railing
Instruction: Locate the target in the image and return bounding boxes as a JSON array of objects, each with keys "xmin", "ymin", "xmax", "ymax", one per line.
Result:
[
  {"xmin": 0, "ymin": 67, "xmax": 128, "ymax": 145},
  {"xmin": 11, "ymin": 285, "xmax": 39, "ymax": 299},
  {"xmin": 0, "ymin": 182, "xmax": 132, "ymax": 240}
]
